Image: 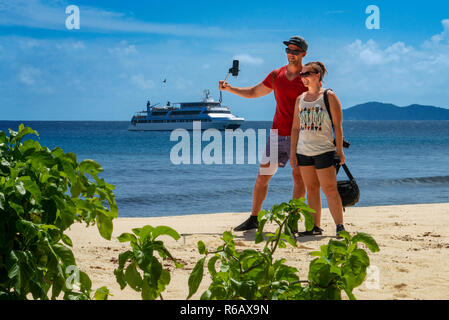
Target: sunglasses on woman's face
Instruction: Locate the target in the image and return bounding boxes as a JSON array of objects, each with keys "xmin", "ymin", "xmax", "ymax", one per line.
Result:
[
  {"xmin": 299, "ymin": 71, "xmax": 317, "ymax": 77},
  {"xmin": 285, "ymin": 48, "xmax": 303, "ymax": 55}
]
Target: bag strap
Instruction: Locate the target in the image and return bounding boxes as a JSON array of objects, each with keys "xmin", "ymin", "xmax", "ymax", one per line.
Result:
[
  {"xmin": 323, "ymin": 88, "xmax": 334, "ymax": 131},
  {"xmin": 341, "ymin": 163, "xmax": 355, "ymax": 181}
]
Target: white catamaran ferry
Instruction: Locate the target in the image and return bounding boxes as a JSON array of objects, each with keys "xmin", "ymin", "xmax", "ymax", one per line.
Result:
[{"xmin": 128, "ymin": 90, "xmax": 244, "ymax": 131}]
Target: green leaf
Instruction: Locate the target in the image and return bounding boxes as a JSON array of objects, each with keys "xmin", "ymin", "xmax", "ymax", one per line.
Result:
[
  {"xmin": 352, "ymin": 233, "xmax": 380, "ymax": 253},
  {"xmin": 222, "ymin": 231, "xmax": 234, "ymax": 243},
  {"xmin": 350, "ymin": 249, "xmax": 370, "ymax": 269},
  {"xmin": 149, "ymin": 257, "xmax": 163, "ymax": 286},
  {"xmin": 96, "ymin": 213, "xmax": 113, "ymax": 240},
  {"xmin": 79, "ymin": 271, "xmax": 92, "ymax": 293},
  {"xmin": 125, "ymin": 263, "xmax": 143, "ymax": 291},
  {"xmin": 152, "ymin": 226, "xmax": 180, "ymax": 241},
  {"xmin": 20, "ymin": 179, "xmax": 42, "ymax": 201},
  {"xmin": 138, "ymin": 225, "xmax": 154, "ymax": 241},
  {"xmin": 117, "ymin": 232, "xmax": 138, "ymax": 244},
  {"xmin": 309, "ymin": 251, "xmax": 322, "ymax": 257},
  {"xmin": 200, "ymin": 290, "xmax": 212, "ymax": 300},
  {"xmin": 117, "ymin": 251, "xmax": 133, "ymax": 270},
  {"xmin": 308, "ymin": 258, "xmax": 333, "ymax": 287},
  {"xmin": 79, "ymin": 159, "xmax": 103, "ymax": 174},
  {"xmin": 338, "ymin": 230, "xmax": 351, "ymax": 243},
  {"xmin": 17, "ymin": 124, "xmax": 39, "ymax": 142},
  {"xmin": 114, "ymin": 269, "xmax": 127, "ymax": 290},
  {"xmin": 9, "ymin": 201, "xmax": 24, "ymax": 215},
  {"xmin": 94, "ymin": 286, "xmax": 110, "ymax": 300},
  {"xmin": 302, "ymin": 211, "xmax": 315, "ymax": 231},
  {"xmin": 141, "ymin": 279, "xmax": 157, "ymax": 300},
  {"xmin": 255, "ymin": 219, "xmax": 267, "ymax": 244},
  {"xmin": 7, "ymin": 251, "xmax": 21, "ymax": 295},
  {"xmin": 280, "ymin": 234, "xmax": 297, "ymax": 248},
  {"xmin": 160, "ymin": 269, "xmax": 171, "ymax": 286},
  {"xmin": 230, "ymin": 278, "xmax": 257, "ymax": 300},
  {"xmin": 187, "ymin": 257, "xmax": 205, "ymax": 300},
  {"xmin": 207, "ymin": 256, "xmax": 219, "ymax": 276},
  {"xmin": 70, "ymin": 182, "xmax": 82, "ymax": 198},
  {"xmin": 198, "ymin": 241, "xmax": 207, "ymax": 254},
  {"xmin": 61, "ymin": 234, "xmax": 73, "ymax": 247},
  {"xmin": 52, "ymin": 244, "xmax": 76, "ymax": 266},
  {"xmin": 327, "ymin": 239, "xmax": 348, "ymax": 256}
]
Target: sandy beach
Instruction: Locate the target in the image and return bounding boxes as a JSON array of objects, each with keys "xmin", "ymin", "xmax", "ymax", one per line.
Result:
[{"xmin": 66, "ymin": 203, "xmax": 449, "ymax": 300}]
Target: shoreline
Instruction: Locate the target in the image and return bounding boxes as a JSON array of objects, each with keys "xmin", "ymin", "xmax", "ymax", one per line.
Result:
[{"xmin": 66, "ymin": 203, "xmax": 449, "ymax": 300}]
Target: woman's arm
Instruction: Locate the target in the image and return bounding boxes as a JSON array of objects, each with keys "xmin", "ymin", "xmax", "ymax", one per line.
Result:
[
  {"xmin": 328, "ymin": 91, "xmax": 345, "ymax": 165},
  {"xmin": 290, "ymin": 96, "xmax": 302, "ymax": 168}
]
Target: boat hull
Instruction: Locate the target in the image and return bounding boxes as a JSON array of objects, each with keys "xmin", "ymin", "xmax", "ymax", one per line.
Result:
[{"xmin": 128, "ymin": 119, "xmax": 244, "ymax": 131}]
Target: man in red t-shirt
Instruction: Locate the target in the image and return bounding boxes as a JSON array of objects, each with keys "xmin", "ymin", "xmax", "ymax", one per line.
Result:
[{"xmin": 219, "ymin": 36, "xmax": 310, "ymax": 231}]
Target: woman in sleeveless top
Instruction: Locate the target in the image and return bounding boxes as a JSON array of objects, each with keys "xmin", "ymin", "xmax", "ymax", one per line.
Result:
[{"xmin": 290, "ymin": 61, "xmax": 346, "ymax": 238}]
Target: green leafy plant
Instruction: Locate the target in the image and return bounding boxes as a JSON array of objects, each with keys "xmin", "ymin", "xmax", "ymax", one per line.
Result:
[
  {"xmin": 114, "ymin": 225, "xmax": 183, "ymax": 300},
  {"xmin": 187, "ymin": 198, "xmax": 379, "ymax": 300},
  {"xmin": 0, "ymin": 125, "xmax": 117, "ymax": 299},
  {"xmin": 305, "ymin": 231, "xmax": 379, "ymax": 300}
]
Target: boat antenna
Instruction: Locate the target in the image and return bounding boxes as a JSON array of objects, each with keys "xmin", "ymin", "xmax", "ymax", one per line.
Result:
[{"xmin": 219, "ymin": 60, "xmax": 239, "ymax": 103}]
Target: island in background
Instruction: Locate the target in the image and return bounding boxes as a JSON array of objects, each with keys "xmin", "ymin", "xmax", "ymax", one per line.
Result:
[{"xmin": 343, "ymin": 102, "xmax": 449, "ymax": 120}]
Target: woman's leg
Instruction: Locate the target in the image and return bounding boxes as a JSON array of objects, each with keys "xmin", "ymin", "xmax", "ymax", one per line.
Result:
[
  {"xmin": 316, "ymin": 166, "xmax": 343, "ymax": 226},
  {"xmin": 299, "ymin": 166, "xmax": 322, "ymax": 227}
]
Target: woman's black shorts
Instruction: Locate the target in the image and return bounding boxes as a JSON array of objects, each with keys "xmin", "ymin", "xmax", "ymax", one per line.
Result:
[{"xmin": 296, "ymin": 151, "xmax": 338, "ymax": 169}]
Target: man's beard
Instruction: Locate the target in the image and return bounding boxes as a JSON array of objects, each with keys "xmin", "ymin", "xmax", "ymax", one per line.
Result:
[{"xmin": 288, "ymin": 57, "xmax": 301, "ymax": 66}]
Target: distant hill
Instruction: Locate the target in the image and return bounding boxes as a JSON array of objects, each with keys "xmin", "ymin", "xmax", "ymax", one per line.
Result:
[{"xmin": 343, "ymin": 102, "xmax": 449, "ymax": 120}]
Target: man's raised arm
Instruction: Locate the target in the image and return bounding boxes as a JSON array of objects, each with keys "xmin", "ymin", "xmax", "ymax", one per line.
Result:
[{"xmin": 218, "ymin": 80, "xmax": 272, "ymax": 99}]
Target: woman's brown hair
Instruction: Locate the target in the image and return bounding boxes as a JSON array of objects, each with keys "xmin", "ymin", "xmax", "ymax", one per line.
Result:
[{"xmin": 305, "ymin": 61, "xmax": 327, "ymax": 82}]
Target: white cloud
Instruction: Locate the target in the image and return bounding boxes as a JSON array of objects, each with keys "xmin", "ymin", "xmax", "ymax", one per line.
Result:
[
  {"xmin": 429, "ymin": 19, "xmax": 449, "ymax": 44},
  {"xmin": 56, "ymin": 41, "xmax": 86, "ymax": 51},
  {"xmin": 327, "ymin": 19, "xmax": 449, "ymax": 108},
  {"xmin": 108, "ymin": 41, "xmax": 138, "ymax": 56},
  {"xmin": 0, "ymin": 0, "xmax": 229, "ymax": 37},
  {"xmin": 232, "ymin": 54, "xmax": 264, "ymax": 66},
  {"xmin": 18, "ymin": 66, "xmax": 41, "ymax": 85},
  {"xmin": 346, "ymin": 39, "xmax": 414, "ymax": 65}
]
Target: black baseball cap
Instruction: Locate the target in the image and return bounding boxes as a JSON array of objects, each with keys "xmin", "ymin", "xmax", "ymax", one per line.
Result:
[{"xmin": 283, "ymin": 36, "xmax": 308, "ymax": 52}]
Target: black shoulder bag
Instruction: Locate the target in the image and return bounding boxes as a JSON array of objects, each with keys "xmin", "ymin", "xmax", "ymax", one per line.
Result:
[{"xmin": 323, "ymin": 89, "xmax": 360, "ymax": 209}]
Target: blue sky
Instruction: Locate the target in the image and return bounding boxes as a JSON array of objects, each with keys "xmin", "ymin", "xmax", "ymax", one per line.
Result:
[{"xmin": 1, "ymin": 0, "xmax": 449, "ymax": 120}]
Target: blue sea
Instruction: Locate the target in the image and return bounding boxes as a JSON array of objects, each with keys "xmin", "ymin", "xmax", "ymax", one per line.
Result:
[{"xmin": 1, "ymin": 121, "xmax": 448, "ymax": 217}]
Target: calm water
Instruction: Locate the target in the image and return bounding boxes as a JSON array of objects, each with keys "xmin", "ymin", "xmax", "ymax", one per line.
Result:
[{"xmin": 1, "ymin": 120, "xmax": 448, "ymax": 217}]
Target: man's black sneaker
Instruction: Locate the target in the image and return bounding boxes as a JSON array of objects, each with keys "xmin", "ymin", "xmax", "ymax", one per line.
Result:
[
  {"xmin": 297, "ymin": 225, "xmax": 323, "ymax": 237},
  {"xmin": 336, "ymin": 224, "xmax": 345, "ymax": 238},
  {"xmin": 234, "ymin": 215, "xmax": 259, "ymax": 231}
]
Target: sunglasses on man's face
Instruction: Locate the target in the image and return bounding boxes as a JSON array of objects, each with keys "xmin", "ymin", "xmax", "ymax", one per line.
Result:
[
  {"xmin": 285, "ymin": 47, "xmax": 303, "ymax": 55},
  {"xmin": 299, "ymin": 71, "xmax": 318, "ymax": 77}
]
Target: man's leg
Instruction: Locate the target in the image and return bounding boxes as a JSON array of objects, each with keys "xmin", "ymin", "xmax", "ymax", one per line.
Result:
[
  {"xmin": 234, "ymin": 162, "xmax": 277, "ymax": 231},
  {"xmin": 251, "ymin": 163, "xmax": 277, "ymax": 216}
]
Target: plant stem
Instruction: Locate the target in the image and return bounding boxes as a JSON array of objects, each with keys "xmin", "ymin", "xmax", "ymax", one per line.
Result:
[{"xmin": 270, "ymin": 219, "xmax": 287, "ymax": 255}]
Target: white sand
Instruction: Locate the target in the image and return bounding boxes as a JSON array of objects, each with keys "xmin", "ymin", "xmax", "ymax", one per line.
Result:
[{"xmin": 66, "ymin": 203, "xmax": 449, "ymax": 300}]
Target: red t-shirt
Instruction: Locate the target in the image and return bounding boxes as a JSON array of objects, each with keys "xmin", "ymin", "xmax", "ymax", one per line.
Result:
[{"xmin": 262, "ymin": 65, "xmax": 307, "ymax": 136}]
